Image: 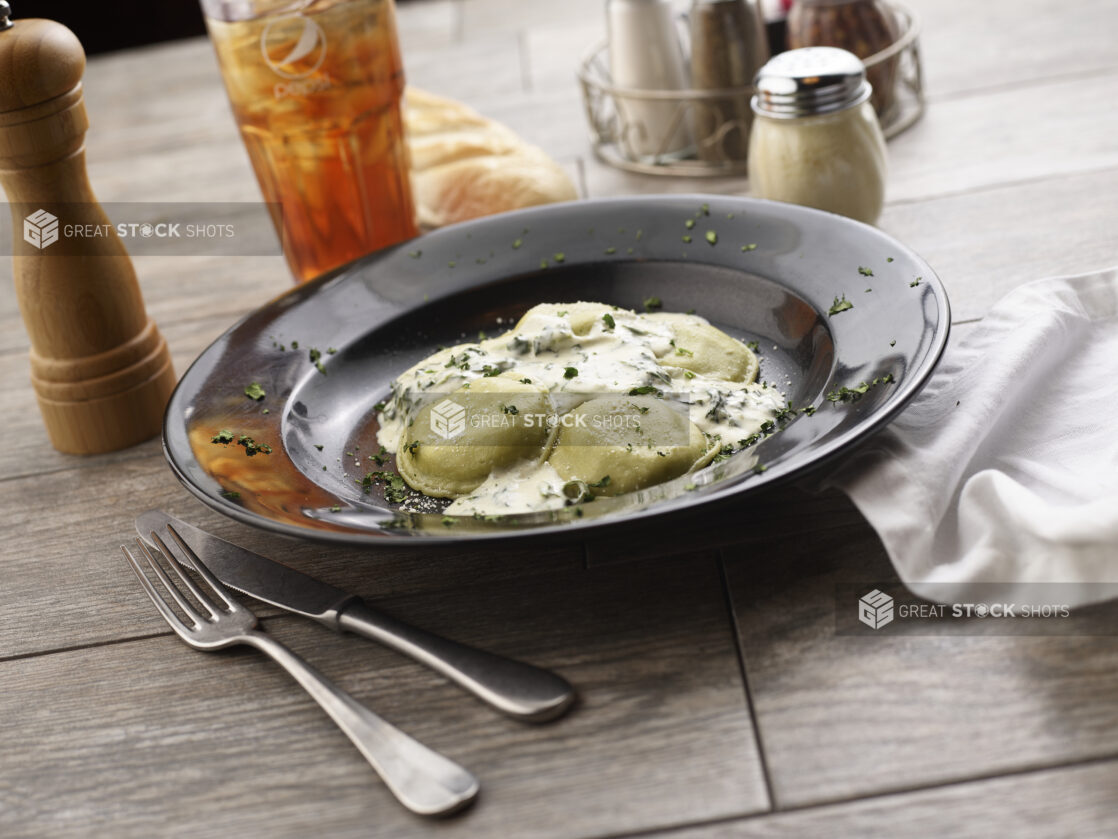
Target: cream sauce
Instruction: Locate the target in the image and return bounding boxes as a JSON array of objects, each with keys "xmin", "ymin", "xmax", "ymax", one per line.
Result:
[{"xmin": 376, "ymin": 302, "xmax": 786, "ymax": 514}]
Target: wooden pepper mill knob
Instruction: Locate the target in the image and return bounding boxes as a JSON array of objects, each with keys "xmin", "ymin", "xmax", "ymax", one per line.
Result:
[{"xmin": 0, "ymin": 2, "xmax": 176, "ymax": 454}]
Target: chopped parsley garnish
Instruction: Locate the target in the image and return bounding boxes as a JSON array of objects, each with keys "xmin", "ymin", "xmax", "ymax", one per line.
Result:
[
  {"xmin": 314, "ymin": 443, "xmax": 324, "ymax": 451},
  {"xmin": 858, "ymin": 266, "xmax": 874, "ymax": 277},
  {"xmin": 705, "ymin": 230, "xmax": 717, "ymax": 245},
  {"xmin": 889, "ymin": 339, "xmax": 896, "ymax": 347},
  {"xmin": 329, "ymin": 505, "xmax": 342, "ymax": 512},
  {"xmin": 676, "ymin": 346, "xmax": 694, "ymax": 357},
  {"xmin": 220, "ymin": 490, "xmax": 241, "ymax": 500},
  {"xmin": 512, "ymin": 238, "xmax": 523, "ymax": 249},
  {"xmin": 519, "ymin": 377, "xmax": 532, "ymax": 384},
  {"xmin": 700, "ymin": 203, "xmax": 710, "ymax": 215},
  {"xmin": 886, "ymin": 257, "xmax": 894, "ymax": 262},
  {"xmin": 628, "ymin": 385, "xmax": 662, "ymax": 396},
  {"xmin": 643, "ymin": 296, "xmax": 662, "ymax": 312},
  {"xmin": 236, "ymin": 435, "xmax": 272, "ymax": 456},
  {"xmin": 244, "ymin": 382, "xmax": 265, "ymax": 401},
  {"xmin": 481, "ymin": 364, "xmax": 502, "ymax": 377},
  {"xmin": 602, "ymin": 313, "xmax": 616, "ymax": 330},
  {"xmin": 802, "ymin": 405, "xmax": 817, "ymax": 416},
  {"xmin": 405, "ymin": 440, "xmax": 420, "ymax": 454},
  {"xmin": 442, "ymin": 516, "xmax": 455, "ymax": 527},
  {"xmin": 829, "ymin": 295, "xmax": 854, "ymax": 315},
  {"xmin": 745, "ymin": 340, "xmax": 760, "ymax": 351},
  {"xmin": 408, "ymin": 250, "xmax": 421, "ymax": 259},
  {"xmin": 604, "ymin": 246, "xmax": 616, "ymax": 255},
  {"xmin": 291, "ymin": 341, "xmax": 299, "ymax": 349},
  {"xmin": 553, "ymin": 252, "xmax": 565, "ymax": 263},
  {"xmin": 753, "ymin": 463, "xmax": 767, "ymax": 474},
  {"xmin": 502, "ymin": 404, "xmax": 519, "ymax": 415},
  {"xmin": 683, "ymin": 370, "xmax": 695, "ymax": 379},
  {"xmin": 741, "ymin": 243, "xmax": 757, "ymax": 252},
  {"xmin": 685, "ymin": 219, "xmax": 695, "ymax": 229},
  {"xmin": 826, "ymin": 374, "xmax": 896, "ymax": 403},
  {"xmin": 774, "ymin": 406, "xmax": 798, "ymax": 425},
  {"xmin": 588, "ymin": 475, "xmax": 611, "ymax": 489},
  {"xmin": 564, "ymin": 366, "xmax": 579, "ymax": 379},
  {"xmin": 211, "ymin": 429, "xmax": 234, "ymax": 444},
  {"xmin": 362, "ymin": 470, "xmax": 409, "ymax": 503},
  {"xmin": 682, "ymin": 235, "xmax": 692, "ymax": 243},
  {"xmin": 373, "ymin": 401, "xmax": 386, "ymax": 413},
  {"xmin": 911, "ymin": 277, "xmax": 922, "ymax": 287}
]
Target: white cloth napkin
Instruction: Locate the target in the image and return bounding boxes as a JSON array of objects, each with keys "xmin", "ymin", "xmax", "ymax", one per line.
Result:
[{"xmin": 824, "ymin": 266, "xmax": 1118, "ymax": 607}]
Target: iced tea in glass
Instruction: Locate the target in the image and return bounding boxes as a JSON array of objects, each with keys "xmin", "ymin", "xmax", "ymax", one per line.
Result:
[{"xmin": 201, "ymin": 0, "xmax": 417, "ymax": 282}]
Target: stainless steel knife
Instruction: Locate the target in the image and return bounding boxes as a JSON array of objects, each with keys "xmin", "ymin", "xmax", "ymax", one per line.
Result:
[{"xmin": 135, "ymin": 510, "xmax": 575, "ymax": 722}]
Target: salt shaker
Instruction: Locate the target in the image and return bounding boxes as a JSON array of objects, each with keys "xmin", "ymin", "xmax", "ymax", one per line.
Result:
[
  {"xmin": 689, "ymin": 0, "xmax": 769, "ymax": 162},
  {"xmin": 607, "ymin": 0, "xmax": 693, "ymax": 161},
  {"xmin": 747, "ymin": 47, "xmax": 887, "ymax": 224}
]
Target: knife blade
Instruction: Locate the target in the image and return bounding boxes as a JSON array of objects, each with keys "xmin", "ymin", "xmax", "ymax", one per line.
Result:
[
  {"xmin": 135, "ymin": 510, "xmax": 575, "ymax": 722},
  {"xmin": 136, "ymin": 510, "xmax": 357, "ymax": 622}
]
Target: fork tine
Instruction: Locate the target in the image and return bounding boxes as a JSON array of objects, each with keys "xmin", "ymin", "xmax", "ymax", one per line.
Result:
[
  {"xmin": 133, "ymin": 539, "xmax": 208, "ymax": 625},
  {"xmin": 121, "ymin": 543, "xmax": 196, "ymax": 636},
  {"xmin": 162, "ymin": 524, "xmax": 239, "ymax": 612},
  {"xmin": 148, "ymin": 530, "xmax": 224, "ymax": 620}
]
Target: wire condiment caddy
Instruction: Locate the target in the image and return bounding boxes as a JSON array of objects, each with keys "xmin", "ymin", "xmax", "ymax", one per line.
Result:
[{"xmin": 577, "ymin": 2, "xmax": 924, "ymax": 177}]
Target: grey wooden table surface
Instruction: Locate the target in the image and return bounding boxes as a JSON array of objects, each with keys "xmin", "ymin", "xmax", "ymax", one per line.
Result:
[{"xmin": 4, "ymin": 1, "xmax": 1118, "ymax": 836}]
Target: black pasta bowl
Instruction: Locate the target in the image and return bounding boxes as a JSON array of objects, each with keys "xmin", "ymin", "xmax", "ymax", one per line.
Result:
[{"xmin": 163, "ymin": 195, "xmax": 949, "ymax": 545}]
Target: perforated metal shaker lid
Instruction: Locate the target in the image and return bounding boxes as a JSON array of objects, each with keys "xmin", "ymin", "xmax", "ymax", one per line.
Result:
[{"xmin": 751, "ymin": 47, "xmax": 872, "ymax": 118}]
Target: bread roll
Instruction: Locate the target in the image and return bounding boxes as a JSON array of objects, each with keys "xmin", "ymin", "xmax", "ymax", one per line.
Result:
[{"xmin": 405, "ymin": 87, "xmax": 578, "ymax": 229}]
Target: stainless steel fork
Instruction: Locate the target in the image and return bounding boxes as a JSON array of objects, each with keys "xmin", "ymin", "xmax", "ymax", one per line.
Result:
[{"xmin": 121, "ymin": 528, "xmax": 479, "ymax": 816}]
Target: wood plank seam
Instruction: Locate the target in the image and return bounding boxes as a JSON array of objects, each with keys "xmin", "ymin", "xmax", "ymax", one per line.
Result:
[
  {"xmin": 717, "ymin": 554, "xmax": 777, "ymax": 812},
  {"xmin": 517, "ymin": 30, "xmax": 533, "ymax": 94},
  {"xmin": 925, "ymin": 64, "xmax": 1118, "ymax": 106},
  {"xmin": 883, "ymin": 163, "xmax": 1118, "ymax": 209},
  {"xmin": 0, "ymin": 630, "xmax": 170, "ymax": 666},
  {"xmin": 0, "ymin": 610, "xmax": 306, "ymax": 665},
  {"xmin": 0, "ymin": 449, "xmax": 162, "ymax": 486},
  {"xmin": 579, "ymin": 751, "xmax": 1118, "ymax": 839}
]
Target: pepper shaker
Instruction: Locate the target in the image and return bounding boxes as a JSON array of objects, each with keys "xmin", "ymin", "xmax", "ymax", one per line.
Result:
[
  {"xmin": 747, "ymin": 47, "xmax": 887, "ymax": 224},
  {"xmin": 0, "ymin": 3, "xmax": 176, "ymax": 453},
  {"xmin": 689, "ymin": 0, "xmax": 769, "ymax": 162}
]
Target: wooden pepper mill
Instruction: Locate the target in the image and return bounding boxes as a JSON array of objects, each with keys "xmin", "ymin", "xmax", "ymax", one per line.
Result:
[{"xmin": 0, "ymin": 2, "xmax": 176, "ymax": 454}]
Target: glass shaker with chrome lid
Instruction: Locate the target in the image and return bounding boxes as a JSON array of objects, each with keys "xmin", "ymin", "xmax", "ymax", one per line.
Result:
[{"xmin": 747, "ymin": 46, "xmax": 887, "ymax": 225}]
